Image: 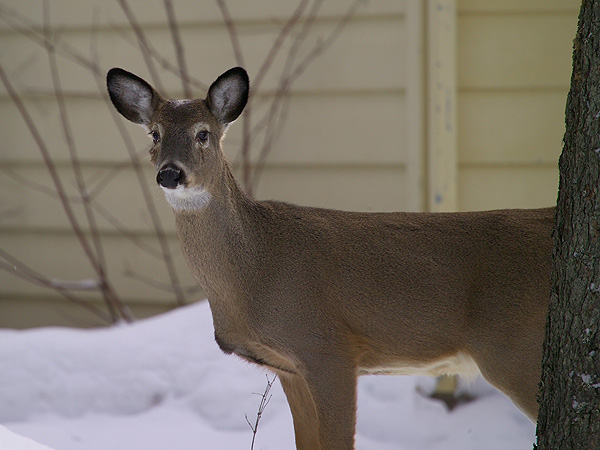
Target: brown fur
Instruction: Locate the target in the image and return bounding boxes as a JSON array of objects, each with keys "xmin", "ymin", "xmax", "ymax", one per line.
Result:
[{"xmin": 107, "ymin": 67, "xmax": 553, "ymax": 449}]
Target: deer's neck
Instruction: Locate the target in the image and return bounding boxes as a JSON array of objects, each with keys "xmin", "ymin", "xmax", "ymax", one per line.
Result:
[{"xmin": 172, "ymin": 163, "xmax": 260, "ymax": 301}]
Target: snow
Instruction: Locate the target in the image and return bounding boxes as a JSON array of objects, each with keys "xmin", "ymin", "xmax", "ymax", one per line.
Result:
[
  {"xmin": 0, "ymin": 427, "xmax": 53, "ymax": 450},
  {"xmin": 0, "ymin": 301, "xmax": 536, "ymax": 449}
]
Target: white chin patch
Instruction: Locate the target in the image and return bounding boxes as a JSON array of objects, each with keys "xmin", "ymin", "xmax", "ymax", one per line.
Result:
[{"xmin": 162, "ymin": 185, "xmax": 212, "ymax": 211}]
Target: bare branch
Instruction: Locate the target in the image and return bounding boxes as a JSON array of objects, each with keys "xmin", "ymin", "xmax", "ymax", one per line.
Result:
[
  {"xmin": 250, "ymin": 0, "xmax": 365, "ymax": 190},
  {"xmin": 124, "ymin": 266, "xmax": 201, "ymax": 296},
  {"xmin": 0, "ymin": 166, "xmax": 73, "ymax": 202},
  {"xmin": 109, "ymin": 24, "xmax": 208, "ymax": 93},
  {"xmin": 0, "ymin": 62, "xmax": 127, "ymax": 323},
  {"xmin": 214, "ymin": 0, "xmax": 252, "ymax": 190},
  {"xmin": 235, "ymin": 0, "xmax": 312, "ymax": 194},
  {"xmin": 164, "ymin": 0, "xmax": 192, "ymax": 98},
  {"xmin": 0, "ymin": 3, "xmax": 101, "ymax": 76},
  {"xmin": 289, "ymin": 0, "xmax": 366, "ymax": 86},
  {"xmin": 246, "ymin": 374, "xmax": 278, "ymax": 450},
  {"xmin": 283, "ymin": 0, "xmax": 325, "ymax": 80},
  {"xmin": 246, "ymin": 0, "xmax": 324, "ymax": 192},
  {"xmin": 215, "ymin": 0, "xmax": 245, "ymax": 67},
  {"xmin": 90, "ymin": 202, "xmax": 165, "ymax": 260},
  {"xmin": 251, "ymin": 0, "xmax": 311, "ymax": 95},
  {"xmin": 87, "ymin": 15, "xmax": 188, "ymax": 307},
  {"xmin": 0, "ymin": 249, "xmax": 112, "ymax": 324},
  {"xmin": 42, "ymin": 0, "xmax": 131, "ymax": 323},
  {"xmin": 88, "ymin": 60, "xmax": 188, "ymax": 307},
  {"xmin": 116, "ymin": 0, "xmax": 165, "ymax": 92}
]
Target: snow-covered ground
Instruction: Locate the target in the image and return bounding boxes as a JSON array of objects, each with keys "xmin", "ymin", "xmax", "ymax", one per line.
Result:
[{"xmin": 0, "ymin": 301, "xmax": 536, "ymax": 450}]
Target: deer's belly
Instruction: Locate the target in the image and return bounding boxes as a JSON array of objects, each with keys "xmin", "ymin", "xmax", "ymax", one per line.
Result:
[{"xmin": 358, "ymin": 351, "xmax": 480, "ymax": 379}]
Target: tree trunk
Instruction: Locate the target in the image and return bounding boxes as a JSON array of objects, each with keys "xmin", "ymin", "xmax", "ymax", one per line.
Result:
[{"xmin": 535, "ymin": 1, "xmax": 600, "ymax": 448}]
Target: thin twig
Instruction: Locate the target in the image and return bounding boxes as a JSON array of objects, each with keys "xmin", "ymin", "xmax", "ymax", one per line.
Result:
[
  {"xmin": 0, "ymin": 4, "xmax": 101, "ymax": 76},
  {"xmin": 0, "ymin": 165, "xmax": 164, "ymax": 261},
  {"xmin": 116, "ymin": 0, "xmax": 165, "ymax": 92},
  {"xmin": 43, "ymin": 0, "xmax": 131, "ymax": 323},
  {"xmin": 215, "ymin": 0, "xmax": 245, "ymax": 67},
  {"xmin": 252, "ymin": 0, "xmax": 311, "ymax": 95},
  {"xmin": 96, "ymin": 90, "xmax": 188, "ymax": 307},
  {"xmin": 214, "ymin": 0, "xmax": 253, "ymax": 191},
  {"xmin": 124, "ymin": 266, "xmax": 201, "ymax": 296},
  {"xmin": 91, "ymin": 202, "xmax": 165, "ymax": 260},
  {"xmin": 247, "ymin": 0, "xmax": 324, "ymax": 192},
  {"xmin": 87, "ymin": 14, "xmax": 188, "ymax": 307},
  {"xmin": 0, "ymin": 63, "xmax": 126, "ymax": 323},
  {"xmin": 164, "ymin": 0, "xmax": 192, "ymax": 98},
  {"xmin": 246, "ymin": 375, "xmax": 277, "ymax": 450},
  {"xmin": 109, "ymin": 24, "xmax": 208, "ymax": 93},
  {"xmin": 85, "ymin": 158, "xmax": 145, "ymax": 201},
  {"xmin": 0, "ymin": 249, "xmax": 112, "ymax": 323},
  {"xmin": 0, "ymin": 166, "xmax": 77, "ymax": 203},
  {"xmin": 235, "ymin": 0, "xmax": 311, "ymax": 194},
  {"xmin": 250, "ymin": 0, "xmax": 365, "ymax": 190},
  {"xmin": 88, "ymin": 56, "xmax": 188, "ymax": 307},
  {"xmin": 290, "ymin": 0, "xmax": 366, "ymax": 87}
]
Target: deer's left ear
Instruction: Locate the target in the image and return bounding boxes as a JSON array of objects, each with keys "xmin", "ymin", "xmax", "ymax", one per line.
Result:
[
  {"xmin": 107, "ymin": 68, "xmax": 163, "ymax": 125},
  {"xmin": 206, "ymin": 67, "xmax": 249, "ymax": 125}
]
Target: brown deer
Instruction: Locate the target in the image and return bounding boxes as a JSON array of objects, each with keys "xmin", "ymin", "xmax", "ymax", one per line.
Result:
[{"xmin": 107, "ymin": 66, "xmax": 553, "ymax": 449}]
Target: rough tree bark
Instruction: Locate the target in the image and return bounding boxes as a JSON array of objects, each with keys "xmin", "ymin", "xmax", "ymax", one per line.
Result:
[{"xmin": 535, "ymin": 0, "xmax": 600, "ymax": 448}]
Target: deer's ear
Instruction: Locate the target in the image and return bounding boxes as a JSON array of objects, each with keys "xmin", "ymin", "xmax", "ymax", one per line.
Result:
[
  {"xmin": 107, "ymin": 68, "xmax": 162, "ymax": 125},
  {"xmin": 206, "ymin": 67, "xmax": 249, "ymax": 125}
]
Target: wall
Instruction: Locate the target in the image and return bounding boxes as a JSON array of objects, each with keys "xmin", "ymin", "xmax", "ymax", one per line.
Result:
[
  {"xmin": 457, "ymin": 0, "xmax": 579, "ymax": 210},
  {"xmin": 0, "ymin": 0, "xmax": 580, "ymax": 328},
  {"xmin": 0, "ymin": 0, "xmax": 420, "ymax": 327}
]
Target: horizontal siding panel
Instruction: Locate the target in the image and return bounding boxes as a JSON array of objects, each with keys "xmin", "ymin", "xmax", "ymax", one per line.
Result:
[
  {"xmin": 0, "ymin": 0, "xmax": 406, "ymax": 30},
  {"xmin": 248, "ymin": 92, "xmax": 408, "ymax": 166},
  {"xmin": 0, "ymin": 92, "xmax": 407, "ymax": 165},
  {"xmin": 458, "ymin": 166, "xmax": 558, "ymax": 211},
  {"xmin": 0, "ymin": 231, "xmax": 199, "ymax": 303},
  {"xmin": 0, "ymin": 294, "xmax": 185, "ymax": 329},
  {"xmin": 0, "ymin": 17, "xmax": 406, "ymax": 97},
  {"xmin": 255, "ymin": 165, "xmax": 408, "ymax": 212},
  {"xmin": 458, "ymin": 90, "xmax": 566, "ymax": 164},
  {"xmin": 458, "ymin": 14, "xmax": 576, "ymax": 89},
  {"xmin": 458, "ymin": 0, "xmax": 580, "ymax": 13},
  {"xmin": 0, "ymin": 164, "xmax": 175, "ymax": 233}
]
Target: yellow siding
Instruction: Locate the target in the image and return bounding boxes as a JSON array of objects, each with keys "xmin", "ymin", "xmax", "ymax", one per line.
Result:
[
  {"xmin": 0, "ymin": 0, "xmax": 420, "ymax": 327},
  {"xmin": 0, "ymin": 0, "xmax": 581, "ymax": 328},
  {"xmin": 457, "ymin": 1, "xmax": 579, "ymax": 211}
]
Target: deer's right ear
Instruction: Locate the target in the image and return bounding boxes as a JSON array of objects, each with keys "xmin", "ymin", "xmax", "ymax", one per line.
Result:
[{"xmin": 106, "ymin": 68, "xmax": 161, "ymax": 125}]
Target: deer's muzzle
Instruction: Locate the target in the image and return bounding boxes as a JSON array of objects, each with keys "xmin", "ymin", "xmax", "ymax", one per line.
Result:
[{"xmin": 157, "ymin": 163, "xmax": 185, "ymax": 189}]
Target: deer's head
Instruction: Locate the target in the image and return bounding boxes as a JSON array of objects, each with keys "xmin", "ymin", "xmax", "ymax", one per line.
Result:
[{"xmin": 106, "ymin": 67, "xmax": 249, "ymax": 210}]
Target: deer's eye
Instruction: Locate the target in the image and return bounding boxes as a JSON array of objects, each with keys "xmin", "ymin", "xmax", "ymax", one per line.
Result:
[
  {"xmin": 150, "ymin": 130, "xmax": 160, "ymax": 145},
  {"xmin": 196, "ymin": 130, "xmax": 209, "ymax": 143}
]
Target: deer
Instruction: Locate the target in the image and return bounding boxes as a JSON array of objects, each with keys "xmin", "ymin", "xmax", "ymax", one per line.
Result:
[{"xmin": 107, "ymin": 66, "xmax": 553, "ymax": 449}]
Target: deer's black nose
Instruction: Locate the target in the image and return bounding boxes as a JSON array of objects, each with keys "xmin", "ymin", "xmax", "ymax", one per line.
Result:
[{"xmin": 157, "ymin": 164, "xmax": 185, "ymax": 189}]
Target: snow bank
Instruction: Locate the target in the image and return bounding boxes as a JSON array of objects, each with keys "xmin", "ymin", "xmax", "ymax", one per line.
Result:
[
  {"xmin": 0, "ymin": 301, "xmax": 536, "ymax": 449},
  {"xmin": 0, "ymin": 426, "xmax": 54, "ymax": 450}
]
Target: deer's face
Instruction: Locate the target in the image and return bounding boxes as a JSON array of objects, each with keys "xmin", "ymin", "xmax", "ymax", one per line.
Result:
[
  {"xmin": 106, "ymin": 67, "xmax": 249, "ymax": 210},
  {"xmin": 148, "ymin": 99, "xmax": 224, "ymax": 208}
]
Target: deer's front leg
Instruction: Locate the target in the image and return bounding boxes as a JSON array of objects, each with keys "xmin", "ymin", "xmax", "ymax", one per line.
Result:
[{"xmin": 279, "ymin": 361, "xmax": 357, "ymax": 450}]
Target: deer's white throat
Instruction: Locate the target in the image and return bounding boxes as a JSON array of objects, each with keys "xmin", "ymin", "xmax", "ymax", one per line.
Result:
[{"xmin": 162, "ymin": 185, "xmax": 212, "ymax": 211}]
